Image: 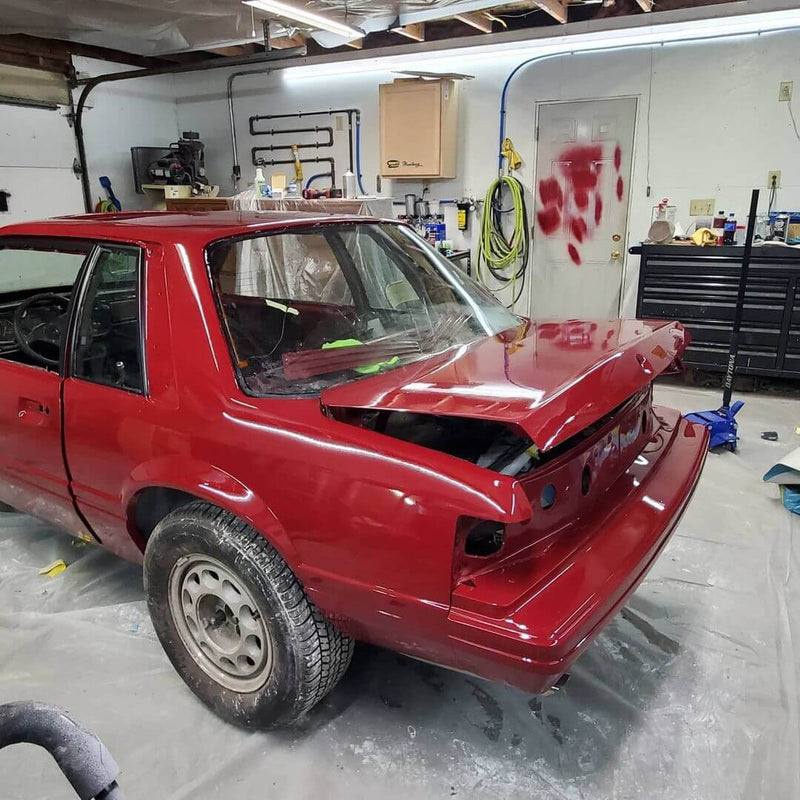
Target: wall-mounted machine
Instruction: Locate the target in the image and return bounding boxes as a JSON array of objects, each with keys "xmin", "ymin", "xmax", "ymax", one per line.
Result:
[{"xmin": 131, "ymin": 131, "xmax": 208, "ymax": 194}]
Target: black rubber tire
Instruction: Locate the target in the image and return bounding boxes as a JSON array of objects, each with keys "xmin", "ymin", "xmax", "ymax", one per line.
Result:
[{"xmin": 143, "ymin": 501, "xmax": 354, "ymax": 728}]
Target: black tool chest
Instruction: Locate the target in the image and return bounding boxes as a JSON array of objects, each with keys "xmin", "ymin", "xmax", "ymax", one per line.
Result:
[{"xmin": 631, "ymin": 244, "xmax": 800, "ymax": 379}]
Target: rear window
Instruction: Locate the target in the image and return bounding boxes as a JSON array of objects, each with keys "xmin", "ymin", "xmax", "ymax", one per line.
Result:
[{"xmin": 206, "ymin": 222, "xmax": 521, "ymax": 396}]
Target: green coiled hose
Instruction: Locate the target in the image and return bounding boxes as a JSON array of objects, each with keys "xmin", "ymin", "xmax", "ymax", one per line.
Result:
[{"xmin": 477, "ymin": 175, "xmax": 530, "ymax": 309}]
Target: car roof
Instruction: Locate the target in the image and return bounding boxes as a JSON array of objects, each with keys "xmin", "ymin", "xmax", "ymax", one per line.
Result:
[{"xmin": 0, "ymin": 210, "xmax": 387, "ymax": 246}]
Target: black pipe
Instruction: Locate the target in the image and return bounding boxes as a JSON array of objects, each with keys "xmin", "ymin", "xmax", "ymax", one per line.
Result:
[
  {"xmin": 248, "ymin": 108, "xmax": 359, "ymax": 175},
  {"xmin": 253, "ymin": 155, "xmax": 337, "ymax": 187},
  {"xmin": 73, "ymin": 46, "xmax": 306, "ymax": 213},
  {"xmin": 252, "ymin": 130, "xmax": 334, "ymax": 163},
  {"xmin": 249, "ymin": 125, "xmax": 334, "ymax": 148},
  {"xmin": 0, "ymin": 702, "xmax": 121, "ymax": 799}
]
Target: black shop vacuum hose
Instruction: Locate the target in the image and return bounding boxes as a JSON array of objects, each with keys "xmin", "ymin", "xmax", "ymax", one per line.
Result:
[{"xmin": 0, "ymin": 702, "xmax": 122, "ymax": 799}]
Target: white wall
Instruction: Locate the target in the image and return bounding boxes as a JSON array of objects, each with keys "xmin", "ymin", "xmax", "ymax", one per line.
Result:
[
  {"xmin": 74, "ymin": 57, "xmax": 180, "ymax": 212},
  {"xmin": 0, "ymin": 103, "xmax": 84, "ymax": 225},
  {"xmin": 173, "ymin": 28, "xmax": 800, "ymax": 317}
]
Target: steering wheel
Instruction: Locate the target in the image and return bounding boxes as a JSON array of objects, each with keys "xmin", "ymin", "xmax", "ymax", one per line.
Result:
[{"xmin": 13, "ymin": 293, "xmax": 71, "ymax": 368}]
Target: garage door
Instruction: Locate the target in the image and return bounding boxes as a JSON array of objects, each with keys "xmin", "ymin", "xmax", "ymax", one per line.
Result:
[{"xmin": 0, "ymin": 67, "xmax": 84, "ymax": 225}]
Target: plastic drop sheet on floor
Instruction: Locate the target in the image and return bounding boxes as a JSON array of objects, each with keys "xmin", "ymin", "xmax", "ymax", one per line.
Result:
[{"xmin": 0, "ymin": 385, "xmax": 798, "ymax": 800}]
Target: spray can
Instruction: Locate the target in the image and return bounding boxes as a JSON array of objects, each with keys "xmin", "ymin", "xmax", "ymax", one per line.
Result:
[{"xmin": 343, "ymin": 170, "xmax": 357, "ymax": 199}]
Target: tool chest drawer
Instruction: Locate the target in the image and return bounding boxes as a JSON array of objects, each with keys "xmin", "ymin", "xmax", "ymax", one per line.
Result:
[{"xmin": 632, "ymin": 244, "xmax": 800, "ymax": 379}]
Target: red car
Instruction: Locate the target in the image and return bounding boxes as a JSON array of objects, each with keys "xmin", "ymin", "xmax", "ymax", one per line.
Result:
[{"xmin": 0, "ymin": 211, "xmax": 707, "ymax": 728}]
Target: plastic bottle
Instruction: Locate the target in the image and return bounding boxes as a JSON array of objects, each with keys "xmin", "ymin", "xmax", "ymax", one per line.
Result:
[
  {"xmin": 254, "ymin": 167, "xmax": 268, "ymax": 198},
  {"xmin": 712, "ymin": 210, "xmax": 726, "ymax": 246},
  {"xmin": 723, "ymin": 213, "xmax": 737, "ymax": 245}
]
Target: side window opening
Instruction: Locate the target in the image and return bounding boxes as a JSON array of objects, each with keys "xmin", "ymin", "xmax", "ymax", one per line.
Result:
[
  {"xmin": 73, "ymin": 246, "xmax": 144, "ymax": 394},
  {"xmin": 0, "ymin": 240, "xmax": 90, "ymax": 370}
]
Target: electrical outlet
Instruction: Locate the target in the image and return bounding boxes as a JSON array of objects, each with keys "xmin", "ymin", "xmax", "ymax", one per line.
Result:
[
  {"xmin": 779, "ymin": 81, "xmax": 793, "ymax": 102},
  {"xmin": 768, "ymin": 170, "xmax": 782, "ymax": 189},
  {"xmin": 689, "ymin": 198, "xmax": 715, "ymax": 216}
]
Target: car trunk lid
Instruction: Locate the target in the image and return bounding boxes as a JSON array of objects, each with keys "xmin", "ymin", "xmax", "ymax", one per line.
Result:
[{"xmin": 321, "ymin": 319, "xmax": 687, "ymax": 452}]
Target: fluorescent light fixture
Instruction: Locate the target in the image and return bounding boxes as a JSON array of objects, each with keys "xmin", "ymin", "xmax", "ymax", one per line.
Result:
[
  {"xmin": 283, "ymin": 7, "xmax": 800, "ymax": 80},
  {"xmin": 243, "ymin": 0, "xmax": 365, "ymax": 39}
]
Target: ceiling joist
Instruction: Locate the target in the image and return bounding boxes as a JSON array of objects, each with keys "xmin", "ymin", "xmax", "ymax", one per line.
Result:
[
  {"xmin": 390, "ymin": 23, "xmax": 426, "ymax": 42},
  {"xmin": 270, "ymin": 32, "xmax": 309, "ymax": 49},
  {"xmin": 454, "ymin": 12, "xmax": 494, "ymax": 33},
  {"xmin": 532, "ymin": 0, "xmax": 568, "ymax": 23}
]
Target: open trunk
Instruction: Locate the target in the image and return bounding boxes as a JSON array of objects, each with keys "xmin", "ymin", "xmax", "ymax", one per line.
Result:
[{"xmin": 322, "ymin": 318, "xmax": 689, "ymax": 473}]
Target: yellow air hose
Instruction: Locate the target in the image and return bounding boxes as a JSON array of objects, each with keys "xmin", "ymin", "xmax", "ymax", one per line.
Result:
[{"xmin": 478, "ymin": 174, "xmax": 530, "ymax": 309}]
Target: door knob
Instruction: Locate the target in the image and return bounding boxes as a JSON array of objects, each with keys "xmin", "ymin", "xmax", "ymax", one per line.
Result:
[{"xmin": 611, "ymin": 250, "xmax": 621, "ymax": 260}]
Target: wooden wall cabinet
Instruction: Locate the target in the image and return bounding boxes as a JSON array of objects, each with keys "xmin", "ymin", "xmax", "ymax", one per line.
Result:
[{"xmin": 379, "ymin": 79, "xmax": 459, "ymax": 179}]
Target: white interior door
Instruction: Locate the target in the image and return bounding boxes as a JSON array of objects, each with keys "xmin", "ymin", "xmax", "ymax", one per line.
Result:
[
  {"xmin": 530, "ymin": 97, "xmax": 637, "ymax": 319},
  {"xmin": 0, "ymin": 104, "xmax": 84, "ymax": 226}
]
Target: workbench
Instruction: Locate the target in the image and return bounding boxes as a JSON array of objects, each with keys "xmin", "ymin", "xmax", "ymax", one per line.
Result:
[{"xmin": 631, "ymin": 243, "xmax": 800, "ymax": 379}]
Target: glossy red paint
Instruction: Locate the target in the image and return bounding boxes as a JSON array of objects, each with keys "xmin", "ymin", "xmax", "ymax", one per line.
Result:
[
  {"xmin": 0, "ymin": 211, "xmax": 707, "ymax": 696},
  {"xmin": 323, "ymin": 317, "xmax": 688, "ymax": 452},
  {"xmin": 536, "ymin": 206, "xmax": 561, "ymax": 236}
]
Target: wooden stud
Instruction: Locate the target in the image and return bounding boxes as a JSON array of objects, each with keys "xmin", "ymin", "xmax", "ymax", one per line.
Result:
[
  {"xmin": 269, "ymin": 33, "xmax": 308, "ymax": 49},
  {"xmin": 344, "ymin": 38, "xmax": 363, "ymax": 50},
  {"xmin": 390, "ymin": 23, "xmax": 426, "ymax": 42},
  {"xmin": 635, "ymin": 0, "xmax": 654, "ymax": 10},
  {"xmin": 532, "ymin": 0, "xmax": 567, "ymax": 24},
  {"xmin": 209, "ymin": 45, "xmax": 255, "ymax": 57},
  {"xmin": 454, "ymin": 12, "xmax": 493, "ymax": 34}
]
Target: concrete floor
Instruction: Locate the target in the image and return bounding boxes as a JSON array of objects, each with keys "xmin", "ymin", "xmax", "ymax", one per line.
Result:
[{"xmin": 1, "ymin": 384, "xmax": 798, "ymax": 800}]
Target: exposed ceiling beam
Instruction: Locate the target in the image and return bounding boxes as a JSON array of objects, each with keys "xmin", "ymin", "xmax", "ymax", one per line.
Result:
[
  {"xmin": 390, "ymin": 23, "xmax": 426, "ymax": 42},
  {"xmin": 0, "ymin": 46, "xmax": 69, "ymax": 75},
  {"xmin": 454, "ymin": 12, "xmax": 494, "ymax": 33},
  {"xmin": 635, "ymin": 0, "xmax": 654, "ymax": 10},
  {"xmin": 532, "ymin": 0, "xmax": 568, "ymax": 24},
  {"xmin": 209, "ymin": 45, "xmax": 259, "ymax": 57},
  {"xmin": 0, "ymin": 34, "xmax": 176, "ymax": 70},
  {"xmin": 270, "ymin": 32, "xmax": 308, "ymax": 49}
]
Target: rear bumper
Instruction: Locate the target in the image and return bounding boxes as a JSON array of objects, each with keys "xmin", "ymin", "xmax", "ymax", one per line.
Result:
[{"xmin": 445, "ymin": 407, "xmax": 708, "ymax": 694}]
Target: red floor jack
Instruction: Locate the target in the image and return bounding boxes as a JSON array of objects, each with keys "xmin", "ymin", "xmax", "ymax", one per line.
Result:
[{"xmin": 684, "ymin": 188, "xmax": 760, "ymax": 451}]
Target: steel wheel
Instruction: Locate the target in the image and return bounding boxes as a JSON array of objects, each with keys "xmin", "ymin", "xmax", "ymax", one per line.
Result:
[{"xmin": 168, "ymin": 554, "xmax": 273, "ymax": 692}]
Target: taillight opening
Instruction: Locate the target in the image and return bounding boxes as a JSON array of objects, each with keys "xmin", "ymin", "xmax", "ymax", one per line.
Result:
[
  {"xmin": 540, "ymin": 484, "xmax": 557, "ymax": 510},
  {"xmin": 465, "ymin": 520, "xmax": 505, "ymax": 557}
]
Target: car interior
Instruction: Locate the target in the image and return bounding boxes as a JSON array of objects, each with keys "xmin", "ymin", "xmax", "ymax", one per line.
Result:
[
  {"xmin": 206, "ymin": 224, "xmax": 481, "ymax": 395},
  {"xmin": 0, "ymin": 242, "xmax": 143, "ymax": 392}
]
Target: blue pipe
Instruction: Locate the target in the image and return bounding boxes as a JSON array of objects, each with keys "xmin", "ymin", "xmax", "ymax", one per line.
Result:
[
  {"xmin": 305, "ymin": 172, "xmax": 332, "ymax": 190},
  {"xmin": 355, "ymin": 117, "xmax": 367, "ymax": 196},
  {"xmin": 497, "ymin": 30, "xmax": 764, "ymax": 176}
]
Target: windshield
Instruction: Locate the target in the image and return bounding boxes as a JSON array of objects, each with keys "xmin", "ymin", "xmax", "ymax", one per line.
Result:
[{"xmin": 206, "ymin": 222, "xmax": 520, "ymax": 396}]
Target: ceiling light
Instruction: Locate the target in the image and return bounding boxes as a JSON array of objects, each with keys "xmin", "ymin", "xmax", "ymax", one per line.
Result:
[
  {"xmin": 283, "ymin": 7, "xmax": 800, "ymax": 80},
  {"xmin": 243, "ymin": 0, "xmax": 365, "ymax": 39}
]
